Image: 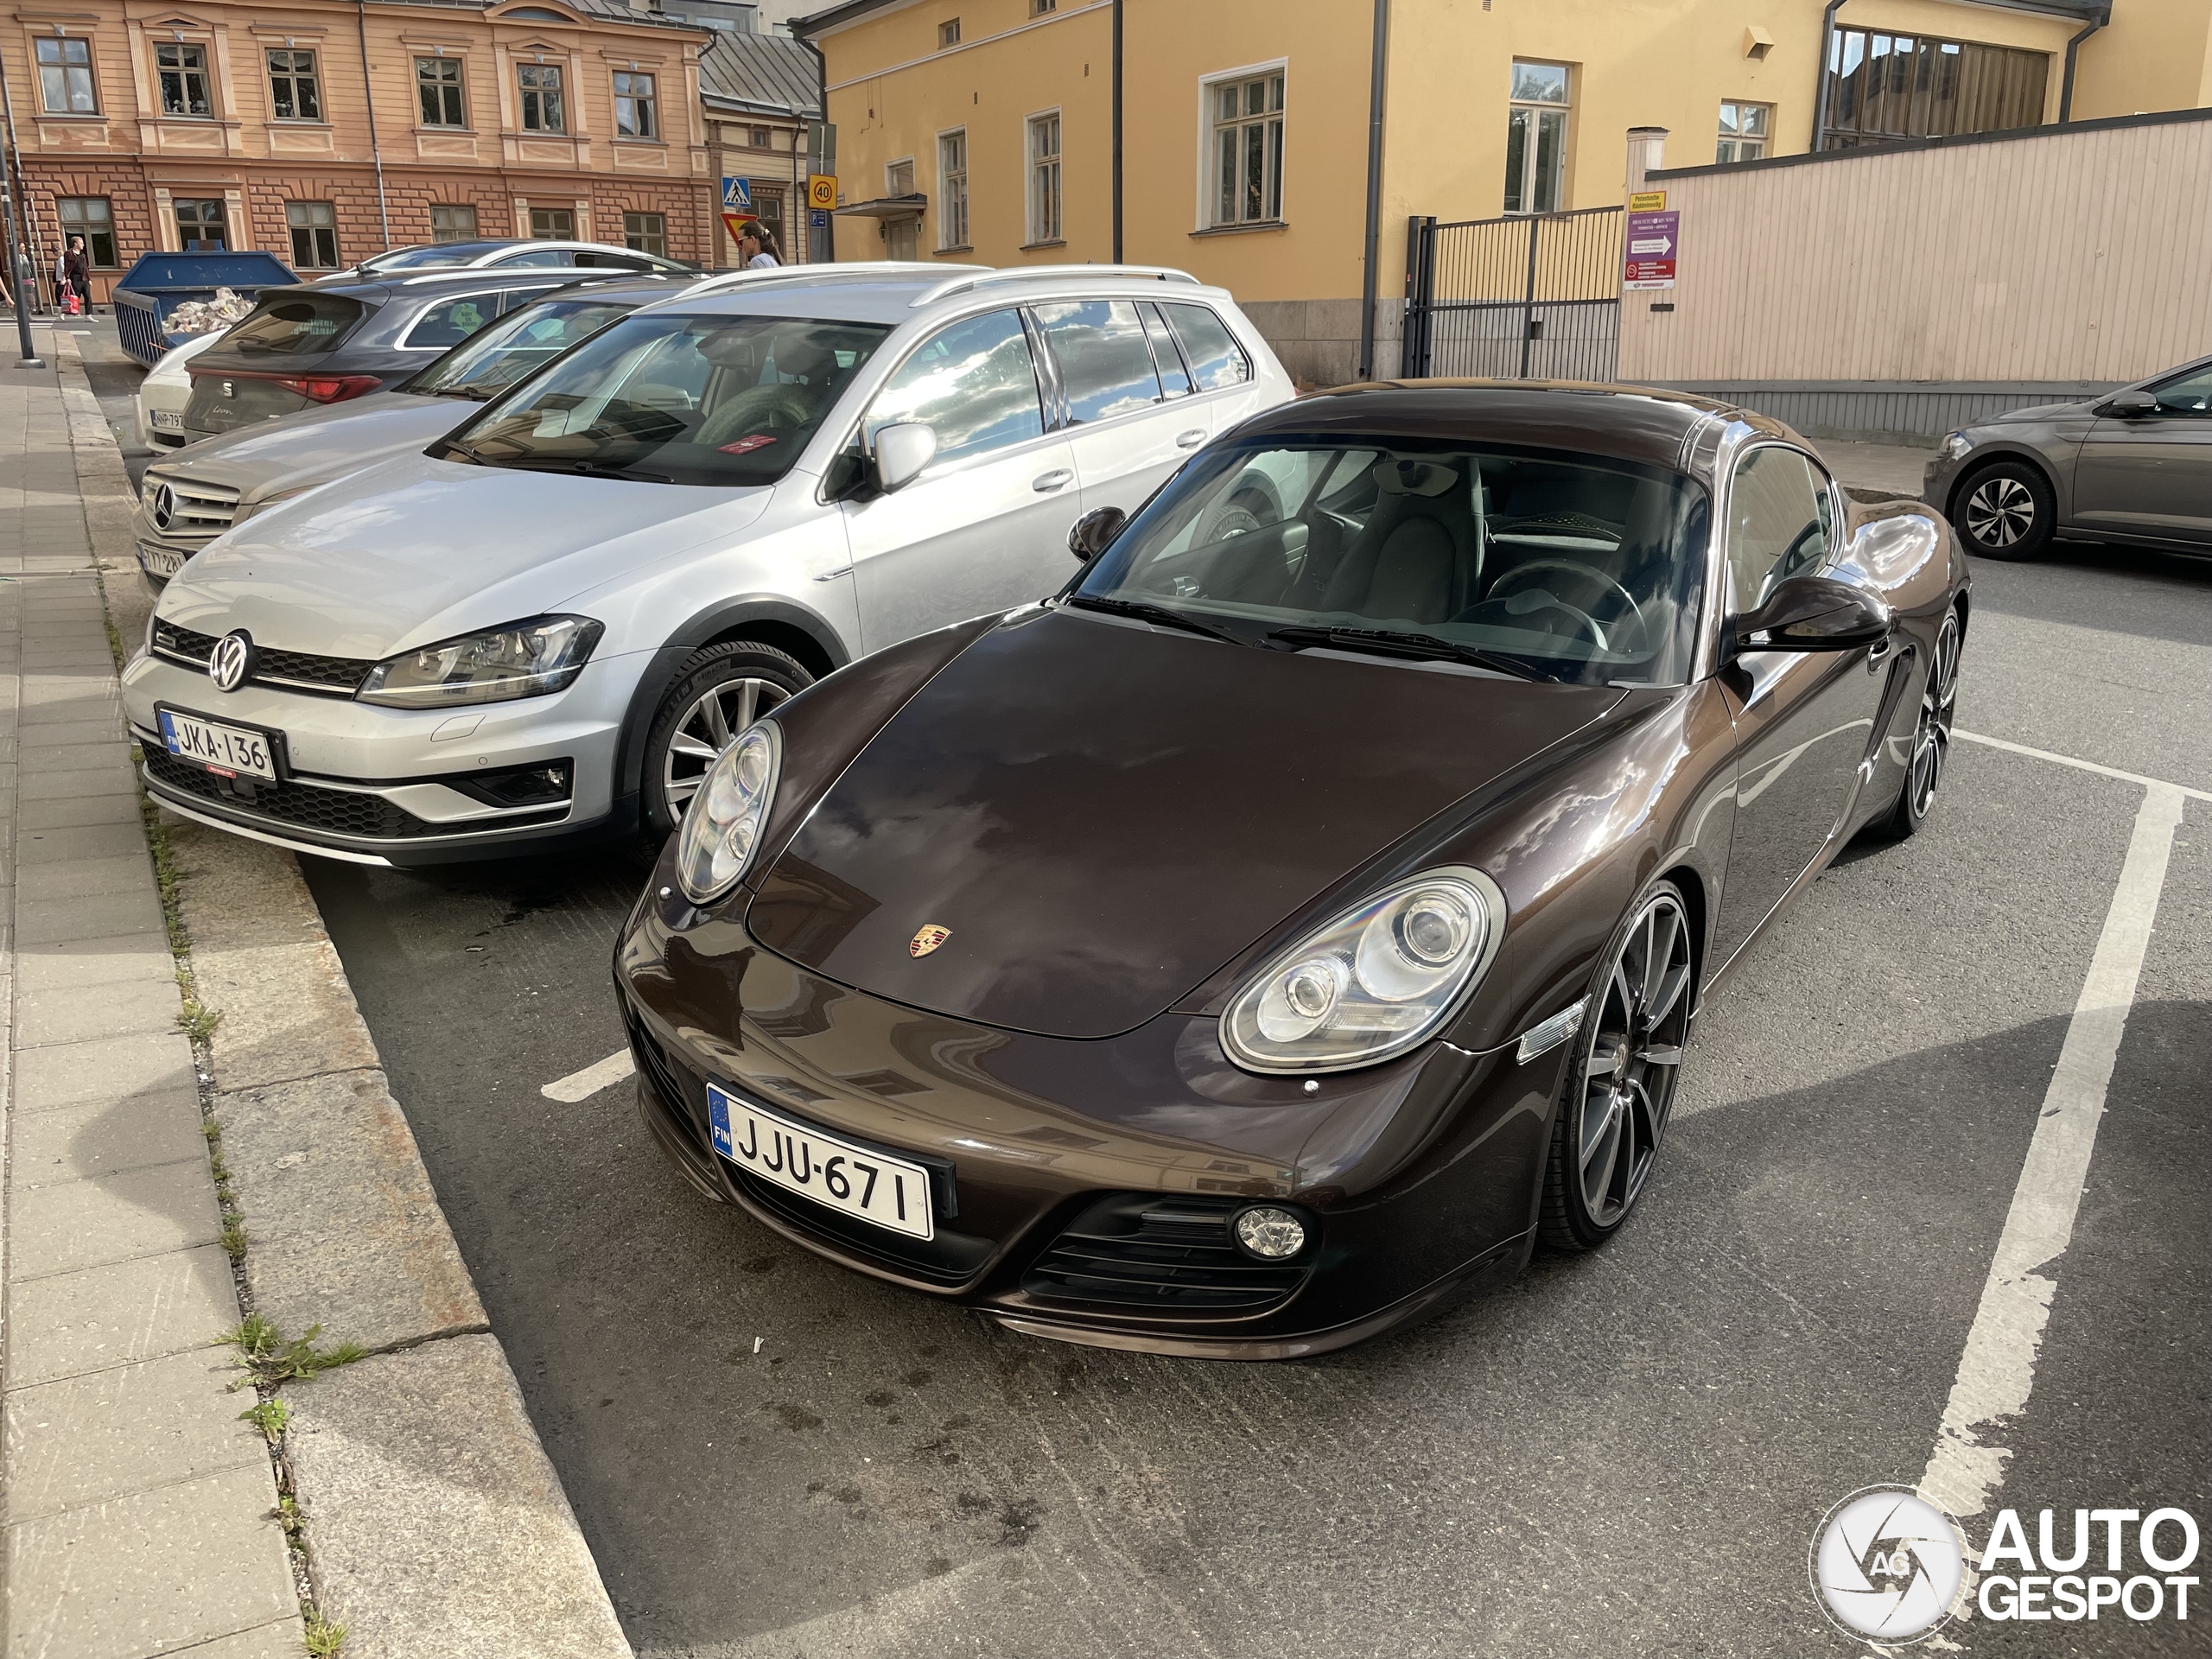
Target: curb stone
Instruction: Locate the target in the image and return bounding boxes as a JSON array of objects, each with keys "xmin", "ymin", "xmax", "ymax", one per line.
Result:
[{"xmin": 53, "ymin": 333, "xmax": 634, "ymax": 1658}]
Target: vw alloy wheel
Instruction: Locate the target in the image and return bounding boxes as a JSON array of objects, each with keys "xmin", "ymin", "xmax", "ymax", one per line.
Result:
[{"xmin": 663, "ymin": 676, "xmax": 791, "ymax": 815}]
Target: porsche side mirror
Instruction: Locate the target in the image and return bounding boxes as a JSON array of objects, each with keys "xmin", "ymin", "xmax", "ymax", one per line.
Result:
[
  {"xmin": 1068, "ymin": 505, "xmax": 1127, "ymax": 562},
  {"xmin": 2094, "ymin": 388, "xmax": 2159, "ymax": 419},
  {"xmin": 873, "ymin": 423, "xmax": 938, "ymax": 493},
  {"xmin": 1734, "ymin": 575, "xmax": 1892, "ymax": 652}
]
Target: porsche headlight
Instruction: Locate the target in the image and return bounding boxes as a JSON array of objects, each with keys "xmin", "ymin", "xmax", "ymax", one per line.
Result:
[
  {"xmin": 675, "ymin": 720, "xmax": 780, "ymax": 904},
  {"xmin": 355, "ymin": 615, "xmax": 602, "ymax": 708},
  {"xmin": 1222, "ymin": 868, "xmax": 1505, "ymax": 1074},
  {"xmin": 1937, "ymin": 431, "xmax": 1973, "ymax": 461}
]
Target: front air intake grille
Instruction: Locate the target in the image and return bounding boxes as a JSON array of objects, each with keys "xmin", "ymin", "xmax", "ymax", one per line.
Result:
[
  {"xmin": 149, "ymin": 621, "xmax": 375, "ymax": 697},
  {"xmin": 1022, "ymin": 1193, "xmax": 1312, "ymax": 1313},
  {"xmin": 141, "ymin": 746, "xmax": 565, "ymax": 842},
  {"xmin": 146, "ymin": 476, "xmax": 240, "ymax": 541}
]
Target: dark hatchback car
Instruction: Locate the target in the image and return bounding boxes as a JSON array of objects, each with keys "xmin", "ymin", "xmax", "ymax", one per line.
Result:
[
  {"xmin": 614, "ymin": 382, "xmax": 1970, "ymax": 1360},
  {"xmin": 177, "ymin": 268, "xmax": 608, "ymax": 440},
  {"xmin": 1923, "ymin": 352, "xmax": 2212, "ymax": 562}
]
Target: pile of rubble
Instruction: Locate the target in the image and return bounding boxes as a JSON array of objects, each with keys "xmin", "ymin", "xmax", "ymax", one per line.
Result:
[{"xmin": 167, "ymin": 286, "xmax": 257, "ymax": 334}]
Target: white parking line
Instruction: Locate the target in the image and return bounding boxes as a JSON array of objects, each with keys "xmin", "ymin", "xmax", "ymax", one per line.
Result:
[
  {"xmin": 542, "ymin": 1047, "xmax": 636, "ymax": 1103},
  {"xmin": 1955, "ymin": 728, "xmax": 2212, "ymax": 803},
  {"xmin": 1920, "ymin": 780, "xmax": 2187, "ymax": 1524}
]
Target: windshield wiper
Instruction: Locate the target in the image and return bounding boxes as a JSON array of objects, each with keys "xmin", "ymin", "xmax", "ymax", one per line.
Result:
[
  {"xmin": 1265, "ymin": 624, "xmax": 1541, "ymax": 681},
  {"xmin": 1064, "ymin": 594, "xmax": 1248, "ymax": 645},
  {"xmin": 434, "ymin": 436, "xmax": 489, "ymax": 465},
  {"xmin": 494, "ymin": 456, "xmax": 678, "ymax": 484},
  {"xmin": 428, "ymin": 385, "xmax": 494, "ymax": 402}
]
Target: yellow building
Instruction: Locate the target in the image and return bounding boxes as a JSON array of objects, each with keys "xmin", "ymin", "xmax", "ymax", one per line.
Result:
[{"xmin": 796, "ymin": 0, "xmax": 2212, "ymax": 383}]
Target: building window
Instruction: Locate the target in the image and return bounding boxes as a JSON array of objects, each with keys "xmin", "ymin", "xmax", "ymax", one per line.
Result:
[
  {"xmin": 1208, "ymin": 70, "xmax": 1285, "ymax": 227},
  {"xmin": 1031, "ymin": 0, "xmax": 1056, "ymax": 12},
  {"xmin": 748, "ymin": 124, "xmax": 772, "ymax": 148},
  {"xmin": 623, "ymin": 211, "xmax": 665, "ymax": 256},
  {"xmin": 174, "ymin": 198, "xmax": 227, "ymax": 251},
  {"xmin": 530, "ymin": 207, "xmax": 575, "ymax": 238},
  {"xmin": 1822, "ymin": 29, "xmax": 2049, "ymax": 149},
  {"xmin": 1027, "ymin": 111, "xmax": 1061, "ymax": 244},
  {"xmin": 266, "ymin": 49, "xmax": 321, "ymax": 122},
  {"xmin": 285, "ymin": 201, "xmax": 339, "ymax": 268},
  {"xmin": 417, "ymin": 57, "xmax": 466, "ymax": 127},
  {"xmin": 518, "ymin": 63, "xmax": 564, "ymax": 133},
  {"xmin": 613, "ymin": 70, "xmax": 656, "ymax": 139},
  {"xmin": 938, "ymin": 129, "xmax": 968, "ymax": 248},
  {"xmin": 156, "ymin": 42, "xmax": 212, "ymax": 118},
  {"xmin": 1504, "ymin": 60, "xmax": 1568, "ymax": 213},
  {"xmin": 1717, "ymin": 100, "xmax": 1770, "ymax": 162},
  {"xmin": 431, "ymin": 203, "xmax": 478, "ymax": 242},
  {"xmin": 938, "ymin": 18, "xmax": 960, "ymax": 48},
  {"xmin": 35, "ymin": 38, "xmax": 98, "ymax": 115},
  {"xmin": 58, "ymin": 198, "xmax": 117, "ymax": 268}
]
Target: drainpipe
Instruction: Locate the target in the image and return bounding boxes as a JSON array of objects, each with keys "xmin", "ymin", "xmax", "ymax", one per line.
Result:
[
  {"xmin": 355, "ymin": 0, "xmax": 391, "ymax": 249},
  {"xmin": 1106, "ymin": 0, "xmax": 1123, "ymax": 263},
  {"xmin": 1810, "ymin": 0, "xmax": 1847, "ymax": 154},
  {"xmin": 1357, "ymin": 0, "xmax": 1389, "ymax": 379},
  {"xmin": 2059, "ymin": 4, "xmax": 2111, "ymax": 124}
]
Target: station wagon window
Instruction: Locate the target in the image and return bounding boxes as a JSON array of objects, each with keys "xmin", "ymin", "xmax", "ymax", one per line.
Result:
[
  {"xmin": 863, "ymin": 308, "xmax": 1043, "ymax": 466},
  {"xmin": 1139, "ymin": 302, "xmax": 1192, "ymax": 397},
  {"xmin": 1033, "ymin": 301, "xmax": 1159, "ymax": 424},
  {"xmin": 35, "ymin": 37, "xmax": 98, "ymax": 114},
  {"xmin": 1160, "ymin": 303, "xmax": 1249, "ymax": 391},
  {"xmin": 156, "ymin": 42, "xmax": 211, "ymax": 118},
  {"xmin": 403, "ymin": 290, "xmax": 508, "ymax": 350},
  {"xmin": 1726, "ymin": 447, "xmax": 1834, "ymax": 613}
]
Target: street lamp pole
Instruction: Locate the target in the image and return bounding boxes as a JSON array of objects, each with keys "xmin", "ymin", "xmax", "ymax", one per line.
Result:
[{"xmin": 1, "ymin": 177, "xmax": 44, "ymax": 368}]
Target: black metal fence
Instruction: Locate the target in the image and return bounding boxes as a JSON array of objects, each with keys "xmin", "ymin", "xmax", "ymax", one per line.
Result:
[{"xmin": 1402, "ymin": 206, "xmax": 1624, "ymax": 381}]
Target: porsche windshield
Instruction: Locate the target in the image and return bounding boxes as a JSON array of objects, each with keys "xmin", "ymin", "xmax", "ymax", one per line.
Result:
[
  {"xmin": 440, "ymin": 312, "xmax": 892, "ymax": 486},
  {"xmin": 1074, "ymin": 439, "xmax": 1712, "ymax": 686}
]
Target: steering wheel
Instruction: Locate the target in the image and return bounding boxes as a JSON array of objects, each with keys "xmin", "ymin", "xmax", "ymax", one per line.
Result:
[
  {"xmin": 1462, "ymin": 588, "xmax": 1611, "ymax": 652},
  {"xmin": 1487, "ymin": 558, "xmax": 1649, "ymax": 650}
]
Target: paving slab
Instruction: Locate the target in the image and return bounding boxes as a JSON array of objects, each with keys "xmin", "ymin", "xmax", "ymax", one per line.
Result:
[
  {"xmin": 16, "ymin": 973, "xmax": 179, "ymax": 1047},
  {"xmin": 168, "ymin": 1621, "xmax": 308, "ymax": 1659},
  {"xmin": 18, "ymin": 791, "xmax": 140, "ymax": 830},
  {"xmin": 16, "ymin": 930, "xmax": 174, "ymax": 995},
  {"xmin": 14, "ymin": 1028, "xmax": 195, "ymax": 1111},
  {"xmin": 16, "ymin": 817, "xmax": 149, "ymax": 861},
  {"xmin": 16, "ymin": 849, "xmax": 156, "ymax": 900},
  {"xmin": 10, "ymin": 1084, "xmax": 208, "ymax": 1190},
  {"xmin": 284, "ymin": 1334, "xmax": 630, "ymax": 1659},
  {"xmin": 5, "ymin": 1463, "xmax": 293, "ymax": 1659},
  {"xmin": 10, "ymin": 1159, "xmax": 222, "ymax": 1279},
  {"xmin": 16, "ymin": 882, "xmax": 166, "ymax": 943},
  {"xmin": 3, "ymin": 1346, "xmax": 265, "ymax": 1522},
  {"xmin": 216, "ymin": 1068, "xmax": 485, "ymax": 1355},
  {"xmin": 7, "ymin": 1245, "xmax": 239, "ymax": 1389}
]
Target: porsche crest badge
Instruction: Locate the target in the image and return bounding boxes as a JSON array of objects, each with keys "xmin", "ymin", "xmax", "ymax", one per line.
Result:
[{"xmin": 909, "ymin": 925, "xmax": 951, "ymax": 958}]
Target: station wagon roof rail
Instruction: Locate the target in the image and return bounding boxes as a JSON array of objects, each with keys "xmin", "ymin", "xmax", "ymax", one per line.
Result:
[
  {"xmin": 909, "ymin": 264, "xmax": 1205, "ymax": 307},
  {"xmin": 673, "ymin": 261, "xmax": 985, "ymax": 306}
]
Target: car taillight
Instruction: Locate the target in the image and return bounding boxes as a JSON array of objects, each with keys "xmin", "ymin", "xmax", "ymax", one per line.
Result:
[{"xmin": 283, "ymin": 375, "xmax": 383, "ymax": 404}]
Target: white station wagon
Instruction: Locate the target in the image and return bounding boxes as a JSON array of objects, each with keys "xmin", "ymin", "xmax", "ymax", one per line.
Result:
[{"xmin": 121, "ymin": 264, "xmax": 1294, "ymax": 865}]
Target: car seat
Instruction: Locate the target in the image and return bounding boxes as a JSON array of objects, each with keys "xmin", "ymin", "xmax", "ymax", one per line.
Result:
[{"xmin": 1311, "ymin": 458, "xmax": 1478, "ymax": 625}]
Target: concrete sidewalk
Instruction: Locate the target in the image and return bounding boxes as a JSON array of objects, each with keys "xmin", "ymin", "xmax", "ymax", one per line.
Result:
[{"xmin": 1, "ymin": 342, "xmax": 301, "ymax": 1651}]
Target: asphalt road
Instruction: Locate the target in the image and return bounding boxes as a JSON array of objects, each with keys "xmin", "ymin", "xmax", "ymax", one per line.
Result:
[{"xmin": 80, "ymin": 330, "xmax": 2209, "ymax": 1652}]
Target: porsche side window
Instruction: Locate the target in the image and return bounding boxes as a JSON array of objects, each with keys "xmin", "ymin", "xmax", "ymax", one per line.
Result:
[
  {"xmin": 863, "ymin": 308, "xmax": 1046, "ymax": 467},
  {"xmin": 2152, "ymin": 366, "xmax": 2212, "ymax": 414},
  {"xmin": 1726, "ymin": 447, "xmax": 1830, "ymax": 613}
]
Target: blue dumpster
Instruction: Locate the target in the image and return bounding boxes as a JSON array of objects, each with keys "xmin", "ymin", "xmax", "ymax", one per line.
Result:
[{"xmin": 111, "ymin": 251, "xmax": 300, "ymax": 366}]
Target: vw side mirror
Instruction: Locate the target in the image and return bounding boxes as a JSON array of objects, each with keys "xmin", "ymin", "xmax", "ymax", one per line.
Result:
[
  {"xmin": 1734, "ymin": 575, "xmax": 1892, "ymax": 652},
  {"xmin": 2094, "ymin": 388, "xmax": 2158, "ymax": 419},
  {"xmin": 1068, "ymin": 505, "xmax": 1127, "ymax": 562},
  {"xmin": 873, "ymin": 423, "xmax": 938, "ymax": 493}
]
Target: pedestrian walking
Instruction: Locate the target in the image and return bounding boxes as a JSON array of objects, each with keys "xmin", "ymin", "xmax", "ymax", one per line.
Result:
[
  {"xmin": 735, "ymin": 219, "xmax": 780, "ymax": 270},
  {"xmin": 62, "ymin": 236, "xmax": 90, "ymax": 314}
]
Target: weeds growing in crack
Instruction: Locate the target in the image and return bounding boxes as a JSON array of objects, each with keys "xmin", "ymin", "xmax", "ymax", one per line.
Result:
[
  {"xmin": 223, "ymin": 1316, "xmax": 365, "ymax": 1389},
  {"xmin": 302, "ymin": 1604, "xmax": 348, "ymax": 1656},
  {"xmin": 240, "ymin": 1397, "xmax": 290, "ymax": 1443}
]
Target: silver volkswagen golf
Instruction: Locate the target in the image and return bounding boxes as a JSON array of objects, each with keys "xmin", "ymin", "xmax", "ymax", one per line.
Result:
[{"xmin": 121, "ymin": 264, "xmax": 1294, "ymax": 864}]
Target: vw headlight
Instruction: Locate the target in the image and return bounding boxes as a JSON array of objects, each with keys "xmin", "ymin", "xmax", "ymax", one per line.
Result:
[
  {"xmin": 675, "ymin": 720, "xmax": 780, "ymax": 904},
  {"xmin": 1937, "ymin": 431, "xmax": 1972, "ymax": 461},
  {"xmin": 1222, "ymin": 868, "xmax": 1505, "ymax": 1074},
  {"xmin": 356, "ymin": 615, "xmax": 602, "ymax": 709}
]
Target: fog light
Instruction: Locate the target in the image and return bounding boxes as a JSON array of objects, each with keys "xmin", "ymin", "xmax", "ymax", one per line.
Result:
[{"xmin": 1234, "ymin": 1206, "xmax": 1307, "ymax": 1260}]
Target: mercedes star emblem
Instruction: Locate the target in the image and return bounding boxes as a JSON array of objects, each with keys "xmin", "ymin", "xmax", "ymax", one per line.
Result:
[
  {"xmin": 208, "ymin": 630, "xmax": 255, "ymax": 693},
  {"xmin": 149, "ymin": 483, "xmax": 175, "ymax": 531}
]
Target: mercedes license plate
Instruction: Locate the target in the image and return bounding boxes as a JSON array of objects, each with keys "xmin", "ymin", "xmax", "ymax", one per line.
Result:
[{"xmin": 137, "ymin": 542, "xmax": 187, "ymax": 579}]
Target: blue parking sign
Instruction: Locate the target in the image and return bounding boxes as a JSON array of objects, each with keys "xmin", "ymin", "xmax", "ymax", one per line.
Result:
[{"xmin": 721, "ymin": 177, "xmax": 753, "ymax": 211}]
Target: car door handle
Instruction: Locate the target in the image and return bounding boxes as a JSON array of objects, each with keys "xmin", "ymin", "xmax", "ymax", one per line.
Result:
[
  {"xmin": 1176, "ymin": 429, "xmax": 1206, "ymax": 448},
  {"xmin": 1867, "ymin": 632, "xmax": 1896, "ymax": 671},
  {"xmin": 1033, "ymin": 469, "xmax": 1072, "ymax": 493}
]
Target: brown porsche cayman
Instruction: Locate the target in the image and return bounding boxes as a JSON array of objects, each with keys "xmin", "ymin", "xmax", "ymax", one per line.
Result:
[{"xmin": 613, "ymin": 382, "xmax": 1969, "ymax": 1359}]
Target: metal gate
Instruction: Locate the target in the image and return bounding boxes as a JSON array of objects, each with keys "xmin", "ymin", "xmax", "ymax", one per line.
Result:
[{"xmin": 1402, "ymin": 207, "xmax": 1624, "ymax": 381}]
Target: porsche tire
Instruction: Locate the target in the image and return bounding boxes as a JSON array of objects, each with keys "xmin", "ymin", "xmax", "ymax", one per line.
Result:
[
  {"xmin": 1539, "ymin": 880, "xmax": 1693, "ymax": 1251},
  {"xmin": 1877, "ymin": 608, "xmax": 1961, "ymax": 842}
]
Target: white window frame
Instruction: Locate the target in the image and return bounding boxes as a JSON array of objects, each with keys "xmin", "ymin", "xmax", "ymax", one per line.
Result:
[
  {"xmin": 1193, "ymin": 58, "xmax": 1287, "ymax": 232},
  {"xmin": 1504, "ymin": 59, "xmax": 1571, "ymax": 215},
  {"xmin": 1026, "ymin": 107, "xmax": 1061, "ymax": 246},
  {"xmin": 936, "ymin": 127, "xmax": 969, "ymax": 250},
  {"xmin": 1717, "ymin": 99, "xmax": 1771, "ymax": 163}
]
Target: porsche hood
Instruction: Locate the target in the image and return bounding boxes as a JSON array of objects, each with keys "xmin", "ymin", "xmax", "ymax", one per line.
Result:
[{"xmin": 746, "ymin": 608, "xmax": 1622, "ymax": 1041}]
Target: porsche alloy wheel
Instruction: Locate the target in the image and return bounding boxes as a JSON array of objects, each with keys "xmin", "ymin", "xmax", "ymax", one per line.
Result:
[
  {"xmin": 1541, "ymin": 883, "xmax": 1693, "ymax": 1249},
  {"xmin": 641, "ymin": 639, "xmax": 808, "ymax": 841},
  {"xmin": 1955, "ymin": 461, "xmax": 2054, "ymax": 562},
  {"xmin": 1883, "ymin": 610, "xmax": 1961, "ymax": 840}
]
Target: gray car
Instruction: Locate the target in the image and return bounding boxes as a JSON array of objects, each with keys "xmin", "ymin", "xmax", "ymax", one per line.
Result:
[
  {"xmin": 1923, "ymin": 353, "xmax": 2212, "ymax": 561},
  {"xmin": 174, "ymin": 268, "xmax": 661, "ymax": 442}
]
